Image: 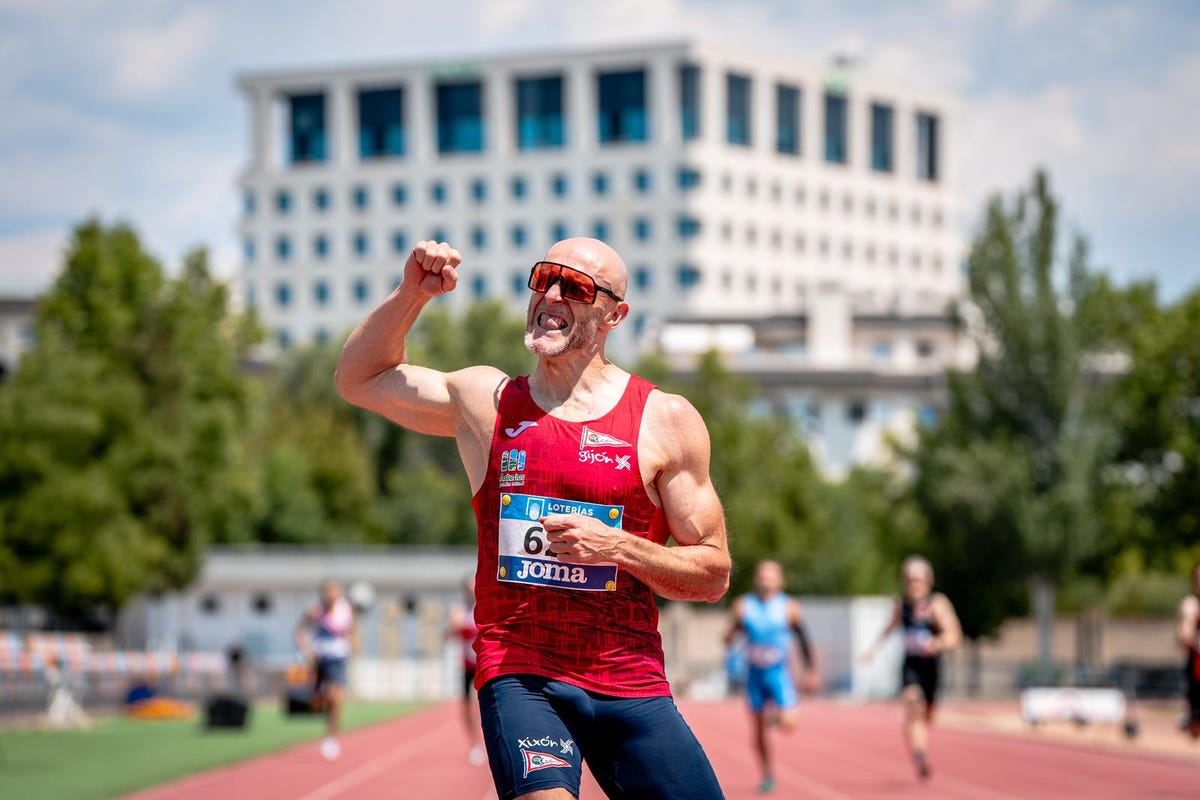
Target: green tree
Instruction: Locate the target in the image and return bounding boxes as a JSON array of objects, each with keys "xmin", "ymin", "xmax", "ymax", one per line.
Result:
[{"xmin": 0, "ymin": 221, "xmax": 261, "ymax": 615}]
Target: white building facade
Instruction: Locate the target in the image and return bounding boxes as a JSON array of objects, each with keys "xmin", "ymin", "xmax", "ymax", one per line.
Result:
[{"xmin": 237, "ymin": 40, "xmax": 967, "ymax": 474}]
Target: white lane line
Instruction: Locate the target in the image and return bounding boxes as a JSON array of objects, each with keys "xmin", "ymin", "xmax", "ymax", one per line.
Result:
[{"xmin": 297, "ymin": 721, "xmax": 457, "ymax": 800}]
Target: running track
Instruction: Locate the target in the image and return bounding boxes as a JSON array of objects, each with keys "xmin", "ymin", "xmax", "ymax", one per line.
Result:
[{"xmin": 127, "ymin": 700, "xmax": 1200, "ymax": 799}]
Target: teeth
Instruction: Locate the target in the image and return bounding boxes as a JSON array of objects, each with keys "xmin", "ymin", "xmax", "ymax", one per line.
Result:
[{"xmin": 538, "ymin": 312, "xmax": 568, "ymax": 332}]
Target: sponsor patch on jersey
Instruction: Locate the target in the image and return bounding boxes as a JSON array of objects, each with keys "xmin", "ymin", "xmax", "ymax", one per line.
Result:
[
  {"xmin": 579, "ymin": 426, "xmax": 631, "ymax": 449},
  {"xmin": 499, "ymin": 448, "xmax": 527, "ymax": 488},
  {"xmin": 522, "ymin": 749, "xmax": 571, "ymax": 778}
]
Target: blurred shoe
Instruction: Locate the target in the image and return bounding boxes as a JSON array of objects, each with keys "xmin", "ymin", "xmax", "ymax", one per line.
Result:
[
  {"xmin": 468, "ymin": 744, "xmax": 486, "ymax": 766},
  {"xmin": 320, "ymin": 737, "xmax": 341, "ymax": 761},
  {"xmin": 758, "ymin": 776, "xmax": 775, "ymax": 794},
  {"xmin": 914, "ymin": 752, "xmax": 931, "ymax": 781}
]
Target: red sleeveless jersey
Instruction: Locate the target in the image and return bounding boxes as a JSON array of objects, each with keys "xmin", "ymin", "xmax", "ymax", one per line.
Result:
[{"xmin": 471, "ymin": 374, "xmax": 671, "ymax": 698}]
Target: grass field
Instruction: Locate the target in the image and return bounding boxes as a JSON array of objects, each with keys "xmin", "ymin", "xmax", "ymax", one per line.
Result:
[{"xmin": 0, "ymin": 700, "xmax": 421, "ymax": 800}]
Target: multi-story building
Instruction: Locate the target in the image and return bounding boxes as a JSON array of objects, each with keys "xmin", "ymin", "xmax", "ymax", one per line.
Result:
[{"xmin": 236, "ymin": 40, "xmax": 966, "ymax": 474}]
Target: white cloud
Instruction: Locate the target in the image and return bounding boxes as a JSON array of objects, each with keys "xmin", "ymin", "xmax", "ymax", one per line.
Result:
[
  {"xmin": 0, "ymin": 228, "xmax": 65, "ymax": 294},
  {"xmin": 1013, "ymin": 0, "xmax": 1055, "ymax": 30},
  {"xmin": 108, "ymin": 5, "xmax": 214, "ymax": 99}
]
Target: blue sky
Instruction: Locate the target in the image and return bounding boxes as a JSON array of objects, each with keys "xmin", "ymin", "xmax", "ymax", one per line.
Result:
[{"xmin": 0, "ymin": 0, "xmax": 1196, "ymax": 298}]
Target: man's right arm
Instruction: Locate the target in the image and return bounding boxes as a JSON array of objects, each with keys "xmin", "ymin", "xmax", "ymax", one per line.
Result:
[{"xmin": 1177, "ymin": 596, "xmax": 1199, "ymax": 653}]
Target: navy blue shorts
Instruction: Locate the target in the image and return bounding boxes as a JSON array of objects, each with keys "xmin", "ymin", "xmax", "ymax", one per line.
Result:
[
  {"xmin": 315, "ymin": 657, "xmax": 347, "ymax": 689},
  {"xmin": 478, "ymin": 675, "xmax": 724, "ymax": 800}
]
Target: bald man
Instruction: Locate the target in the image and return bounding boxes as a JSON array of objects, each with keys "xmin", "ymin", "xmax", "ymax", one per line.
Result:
[{"xmin": 336, "ymin": 239, "xmax": 730, "ymax": 800}]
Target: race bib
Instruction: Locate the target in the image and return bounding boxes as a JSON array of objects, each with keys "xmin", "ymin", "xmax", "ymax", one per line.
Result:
[
  {"xmin": 903, "ymin": 629, "xmax": 933, "ymax": 655},
  {"xmin": 497, "ymin": 493, "xmax": 621, "ymax": 591}
]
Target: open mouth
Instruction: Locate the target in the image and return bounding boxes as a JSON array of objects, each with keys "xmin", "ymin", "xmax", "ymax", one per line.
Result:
[{"xmin": 536, "ymin": 310, "xmax": 570, "ymax": 334}]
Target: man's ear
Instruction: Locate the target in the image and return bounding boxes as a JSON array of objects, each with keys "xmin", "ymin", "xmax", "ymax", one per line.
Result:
[{"xmin": 603, "ymin": 301, "xmax": 630, "ymax": 329}]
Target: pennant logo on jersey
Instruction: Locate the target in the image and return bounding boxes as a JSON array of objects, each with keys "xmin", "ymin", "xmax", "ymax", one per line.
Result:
[
  {"xmin": 579, "ymin": 426, "xmax": 631, "ymax": 449},
  {"xmin": 522, "ymin": 749, "xmax": 571, "ymax": 778}
]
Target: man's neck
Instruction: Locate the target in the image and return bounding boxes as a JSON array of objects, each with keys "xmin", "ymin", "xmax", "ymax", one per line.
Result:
[{"xmin": 529, "ymin": 352, "xmax": 626, "ymax": 418}]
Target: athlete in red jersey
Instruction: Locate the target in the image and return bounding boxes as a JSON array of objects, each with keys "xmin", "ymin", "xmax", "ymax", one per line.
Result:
[
  {"xmin": 337, "ymin": 238, "xmax": 731, "ymax": 800},
  {"xmin": 1176, "ymin": 562, "xmax": 1200, "ymax": 740},
  {"xmin": 445, "ymin": 575, "xmax": 484, "ymax": 765}
]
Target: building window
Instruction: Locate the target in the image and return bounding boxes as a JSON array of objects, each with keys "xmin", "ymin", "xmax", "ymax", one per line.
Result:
[
  {"xmin": 871, "ymin": 102, "xmax": 894, "ymax": 173},
  {"xmin": 634, "ymin": 267, "xmax": 651, "ymax": 291},
  {"xmin": 313, "ymin": 187, "xmax": 330, "ymax": 212},
  {"xmin": 516, "ymin": 75, "xmax": 565, "ymax": 150},
  {"xmin": 550, "ymin": 173, "xmax": 569, "ymax": 198},
  {"xmin": 472, "ymin": 225, "xmax": 487, "ymax": 250},
  {"xmin": 430, "ymin": 181, "xmax": 447, "ymax": 205},
  {"xmin": 679, "ymin": 63, "xmax": 700, "ymax": 140},
  {"xmin": 314, "ymin": 234, "xmax": 329, "ymax": 260},
  {"xmin": 243, "ymin": 191, "xmax": 255, "ymax": 215},
  {"xmin": 275, "ymin": 189, "xmax": 291, "ymax": 215},
  {"xmin": 392, "ymin": 183, "xmax": 408, "ymax": 207},
  {"xmin": 633, "ymin": 168, "xmax": 652, "ymax": 194},
  {"xmin": 592, "ymin": 219, "xmax": 609, "ymax": 241},
  {"xmin": 511, "ymin": 271, "xmax": 525, "ymax": 296},
  {"xmin": 551, "ymin": 221, "xmax": 569, "ymax": 242},
  {"xmin": 871, "ymin": 340, "xmax": 892, "ymax": 360},
  {"xmin": 275, "ymin": 235, "xmax": 291, "ymax": 262},
  {"xmin": 288, "ymin": 93, "xmax": 326, "ymax": 163},
  {"xmin": 358, "ymin": 87, "xmax": 405, "ymax": 158},
  {"xmin": 277, "ymin": 329, "xmax": 292, "ymax": 349},
  {"xmin": 511, "ymin": 176, "xmax": 528, "ymax": 200},
  {"xmin": 429, "ymin": 227, "xmax": 448, "ymax": 243},
  {"xmin": 677, "ymin": 264, "xmax": 700, "ymax": 289},
  {"xmin": 633, "ymin": 217, "xmax": 652, "ymax": 242},
  {"xmin": 243, "ymin": 238, "xmax": 255, "ymax": 262},
  {"xmin": 847, "ymin": 400, "xmax": 867, "ymax": 424},
  {"xmin": 824, "ymin": 92, "xmax": 848, "ymax": 164},
  {"xmin": 436, "ymin": 81, "xmax": 484, "ymax": 154},
  {"xmin": 592, "ymin": 171, "xmax": 609, "ymax": 196},
  {"xmin": 275, "ymin": 281, "xmax": 292, "ymax": 308},
  {"xmin": 353, "ymin": 231, "xmax": 369, "ymax": 257},
  {"xmin": 353, "ymin": 278, "xmax": 370, "ymax": 305},
  {"xmin": 353, "ymin": 184, "xmax": 369, "ymax": 210},
  {"xmin": 677, "ymin": 167, "xmax": 701, "ymax": 190},
  {"xmin": 511, "ymin": 224, "xmax": 527, "ymax": 248},
  {"xmin": 916, "ymin": 112, "xmax": 940, "ymax": 181},
  {"xmin": 726, "ymin": 73, "xmax": 752, "ymax": 146},
  {"xmin": 776, "ymin": 83, "xmax": 801, "ymax": 155},
  {"xmin": 392, "ymin": 231, "xmax": 408, "ymax": 254},
  {"xmin": 471, "ymin": 178, "xmax": 487, "ymax": 203},
  {"xmin": 245, "ymin": 285, "xmax": 256, "ymax": 308},
  {"xmin": 472, "ymin": 275, "xmax": 488, "ymax": 298},
  {"xmin": 917, "ymin": 339, "xmax": 936, "ymax": 358},
  {"xmin": 919, "ymin": 404, "xmax": 939, "ymax": 427},
  {"xmin": 597, "ymin": 69, "xmax": 647, "ymax": 144},
  {"xmin": 199, "ymin": 594, "xmax": 220, "ymax": 615},
  {"xmin": 314, "ymin": 280, "xmax": 331, "ymax": 306},
  {"xmin": 677, "ymin": 215, "xmax": 702, "ymax": 240}
]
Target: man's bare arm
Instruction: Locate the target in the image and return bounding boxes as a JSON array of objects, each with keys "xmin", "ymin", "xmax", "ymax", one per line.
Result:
[
  {"xmin": 932, "ymin": 593, "xmax": 963, "ymax": 653},
  {"xmin": 1178, "ymin": 596, "xmax": 1199, "ymax": 653}
]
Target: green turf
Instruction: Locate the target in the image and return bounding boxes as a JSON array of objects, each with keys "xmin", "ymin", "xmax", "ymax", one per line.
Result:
[{"xmin": 0, "ymin": 699, "xmax": 422, "ymax": 800}]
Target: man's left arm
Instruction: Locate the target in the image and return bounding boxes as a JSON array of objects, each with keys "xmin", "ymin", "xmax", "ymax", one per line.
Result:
[
  {"xmin": 931, "ymin": 593, "xmax": 963, "ymax": 653},
  {"xmin": 543, "ymin": 392, "xmax": 731, "ymax": 602}
]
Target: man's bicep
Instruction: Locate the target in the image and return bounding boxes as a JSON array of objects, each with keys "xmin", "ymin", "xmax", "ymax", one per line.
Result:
[{"xmin": 658, "ymin": 461, "xmax": 726, "ymax": 548}]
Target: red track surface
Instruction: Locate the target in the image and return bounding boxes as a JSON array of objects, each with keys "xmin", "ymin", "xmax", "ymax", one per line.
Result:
[{"xmin": 126, "ymin": 700, "xmax": 1200, "ymax": 799}]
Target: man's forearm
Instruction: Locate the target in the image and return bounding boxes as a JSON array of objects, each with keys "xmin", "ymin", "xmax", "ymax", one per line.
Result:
[
  {"xmin": 335, "ymin": 286, "xmax": 427, "ymax": 400},
  {"xmin": 612, "ymin": 534, "xmax": 730, "ymax": 602}
]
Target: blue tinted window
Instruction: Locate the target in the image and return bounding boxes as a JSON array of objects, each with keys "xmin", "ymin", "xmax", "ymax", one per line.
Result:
[
  {"xmin": 392, "ymin": 231, "xmax": 408, "ymax": 254},
  {"xmin": 634, "ymin": 267, "xmax": 651, "ymax": 290},
  {"xmin": 314, "ymin": 328, "xmax": 330, "ymax": 344},
  {"xmin": 679, "ymin": 64, "xmax": 700, "ymax": 140},
  {"xmin": 511, "ymin": 225, "xmax": 527, "ymax": 248},
  {"xmin": 243, "ymin": 191, "xmax": 255, "ymax": 215},
  {"xmin": 472, "ymin": 275, "xmax": 488, "ymax": 298},
  {"xmin": 633, "ymin": 168, "xmax": 652, "ymax": 194},
  {"xmin": 871, "ymin": 103, "xmax": 894, "ymax": 172},
  {"xmin": 597, "ymin": 70, "xmax": 647, "ymax": 143},
  {"xmin": 353, "ymin": 278, "xmax": 370, "ymax": 305},
  {"xmin": 776, "ymin": 83, "xmax": 801, "ymax": 155},
  {"xmin": 633, "ymin": 314, "xmax": 646, "ymax": 336},
  {"xmin": 313, "ymin": 187, "xmax": 330, "ymax": 212},
  {"xmin": 677, "ymin": 264, "xmax": 700, "ymax": 288},
  {"xmin": 358, "ymin": 87, "xmax": 405, "ymax": 158},
  {"xmin": 592, "ymin": 220, "xmax": 609, "ymax": 241},
  {"xmin": 677, "ymin": 216, "xmax": 702, "ymax": 239},
  {"xmin": 551, "ymin": 221, "xmax": 569, "ymax": 242},
  {"xmin": 917, "ymin": 112, "xmax": 939, "ymax": 181},
  {"xmin": 277, "ymin": 329, "xmax": 292, "ymax": 349},
  {"xmin": 511, "ymin": 176, "xmax": 527, "ymax": 200},
  {"xmin": 353, "ymin": 231, "xmax": 369, "ymax": 257},
  {"xmin": 275, "ymin": 282, "xmax": 292, "ymax": 307},
  {"xmin": 275, "ymin": 235, "xmax": 291, "ymax": 262},
  {"xmin": 551, "ymin": 173, "xmax": 569, "ymax": 198},
  {"xmin": 431, "ymin": 181, "xmax": 447, "ymax": 205},
  {"xmin": 245, "ymin": 285, "xmax": 256, "ymax": 308},
  {"xmin": 633, "ymin": 218, "xmax": 652, "ymax": 242},
  {"xmin": 472, "ymin": 226, "xmax": 487, "ymax": 250},
  {"xmin": 436, "ymin": 81, "xmax": 484, "ymax": 153},
  {"xmin": 726, "ymin": 74, "xmax": 752, "ymax": 146},
  {"xmin": 430, "ymin": 227, "xmax": 448, "ymax": 243},
  {"xmin": 392, "ymin": 183, "xmax": 408, "ymax": 206},
  {"xmin": 511, "ymin": 270, "xmax": 526, "ymax": 296},
  {"xmin": 353, "ymin": 185, "xmax": 369, "ymax": 210},
  {"xmin": 824, "ymin": 93, "xmax": 848, "ymax": 164},
  {"xmin": 516, "ymin": 75, "xmax": 565, "ymax": 149},
  {"xmin": 243, "ymin": 238, "xmax": 255, "ymax": 262},
  {"xmin": 288, "ymin": 93, "xmax": 326, "ymax": 163},
  {"xmin": 677, "ymin": 167, "xmax": 701, "ymax": 190},
  {"xmin": 592, "ymin": 172, "xmax": 609, "ymax": 196},
  {"xmin": 314, "ymin": 234, "xmax": 329, "ymax": 260},
  {"xmin": 275, "ymin": 190, "xmax": 291, "ymax": 214},
  {"xmin": 472, "ymin": 178, "xmax": 487, "ymax": 203},
  {"xmin": 314, "ymin": 280, "xmax": 331, "ymax": 306}
]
